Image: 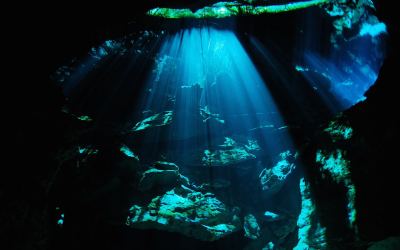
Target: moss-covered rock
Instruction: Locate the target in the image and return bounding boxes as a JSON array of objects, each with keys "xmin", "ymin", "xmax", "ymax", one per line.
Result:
[{"xmin": 126, "ymin": 185, "xmax": 241, "ymax": 241}]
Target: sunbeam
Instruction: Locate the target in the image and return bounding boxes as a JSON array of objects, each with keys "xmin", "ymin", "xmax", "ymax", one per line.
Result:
[{"xmin": 132, "ymin": 27, "xmax": 295, "ymax": 168}]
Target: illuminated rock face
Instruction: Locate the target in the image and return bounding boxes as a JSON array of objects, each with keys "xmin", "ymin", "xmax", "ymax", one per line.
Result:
[
  {"xmin": 129, "ymin": 162, "xmax": 241, "ymax": 241},
  {"xmin": 295, "ymin": 113, "xmax": 362, "ymax": 248},
  {"xmin": 259, "ymin": 150, "xmax": 296, "ymax": 195},
  {"xmin": 323, "ymin": 119, "xmax": 353, "ymax": 142},
  {"xmin": 315, "ymin": 115, "xmax": 358, "ymax": 229},
  {"xmin": 202, "ymin": 147, "xmax": 256, "ymax": 166},
  {"xmin": 138, "ymin": 161, "xmax": 189, "ymax": 192},
  {"xmin": 323, "ymin": 0, "xmax": 378, "ymax": 40},
  {"xmin": 316, "ymin": 149, "xmax": 357, "ymax": 229},
  {"xmin": 294, "ymin": 178, "xmax": 327, "ymax": 250},
  {"xmin": 263, "ymin": 211, "xmax": 281, "ymax": 222},
  {"xmin": 202, "ymin": 137, "xmax": 259, "ymax": 166},
  {"xmin": 120, "ymin": 144, "xmax": 139, "ymax": 160},
  {"xmin": 132, "ymin": 111, "xmax": 174, "ymax": 131},
  {"xmin": 126, "ymin": 185, "xmax": 241, "ymax": 241}
]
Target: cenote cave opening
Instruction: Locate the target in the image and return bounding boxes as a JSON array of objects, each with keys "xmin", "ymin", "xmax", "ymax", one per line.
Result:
[{"xmin": 20, "ymin": 1, "xmax": 398, "ymax": 250}]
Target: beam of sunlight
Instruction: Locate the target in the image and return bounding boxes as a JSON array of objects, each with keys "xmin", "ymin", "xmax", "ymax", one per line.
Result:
[{"xmin": 133, "ymin": 27, "xmax": 296, "ymax": 168}]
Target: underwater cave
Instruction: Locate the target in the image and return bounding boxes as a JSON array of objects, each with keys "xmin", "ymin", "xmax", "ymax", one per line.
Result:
[{"xmin": 7, "ymin": 1, "xmax": 400, "ymax": 249}]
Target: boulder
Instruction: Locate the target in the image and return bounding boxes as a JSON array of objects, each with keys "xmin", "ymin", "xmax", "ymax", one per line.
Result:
[
  {"xmin": 263, "ymin": 211, "xmax": 281, "ymax": 222},
  {"xmin": 126, "ymin": 185, "xmax": 241, "ymax": 241},
  {"xmin": 259, "ymin": 151, "xmax": 296, "ymax": 195},
  {"xmin": 262, "ymin": 242, "xmax": 276, "ymax": 250},
  {"xmin": 132, "ymin": 111, "xmax": 173, "ymax": 132},
  {"xmin": 120, "ymin": 144, "xmax": 139, "ymax": 161},
  {"xmin": 294, "ymin": 178, "xmax": 327, "ymax": 250},
  {"xmin": 138, "ymin": 168, "xmax": 189, "ymax": 192},
  {"xmin": 244, "ymin": 214, "xmax": 261, "ymax": 240},
  {"xmin": 153, "ymin": 161, "xmax": 179, "ymax": 171},
  {"xmin": 202, "ymin": 138, "xmax": 259, "ymax": 167}
]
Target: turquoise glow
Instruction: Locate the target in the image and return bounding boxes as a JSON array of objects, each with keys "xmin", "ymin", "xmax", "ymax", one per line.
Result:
[
  {"xmin": 126, "ymin": 186, "xmax": 241, "ymax": 241},
  {"xmin": 57, "ymin": 213, "xmax": 65, "ymax": 226},
  {"xmin": 135, "ymin": 27, "xmax": 295, "ymax": 162},
  {"xmin": 78, "ymin": 146, "xmax": 98, "ymax": 156},
  {"xmin": 120, "ymin": 144, "xmax": 139, "ymax": 160},
  {"xmin": 316, "ymin": 149, "xmax": 350, "ymax": 182},
  {"xmin": 360, "ymin": 22, "xmax": 387, "ymax": 37},
  {"xmin": 132, "ymin": 111, "xmax": 174, "ymax": 131},
  {"xmin": 77, "ymin": 115, "xmax": 92, "ymax": 122},
  {"xmin": 217, "ymin": 7, "xmax": 228, "ymax": 15},
  {"xmin": 324, "ymin": 119, "xmax": 353, "ymax": 142},
  {"xmin": 294, "ymin": 178, "xmax": 327, "ymax": 250},
  {"xmin": 316, "ymin": 149, "xmax": 357, "ymax": 229},
  {"xmin": 263, "ymin": 211, "xmax": 279, "ymax": 220}
]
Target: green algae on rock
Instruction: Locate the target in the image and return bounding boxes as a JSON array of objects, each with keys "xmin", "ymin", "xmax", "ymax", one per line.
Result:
[{"xmin": 126, "ymin": 185, "xmax": 241, "ymax": 241}]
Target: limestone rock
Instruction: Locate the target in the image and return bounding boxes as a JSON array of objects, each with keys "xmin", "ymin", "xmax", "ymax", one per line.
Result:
[
  {"xmin": 120, "ymin": 144, "xmax": 139, "ymax": 161},
  {"xmin": 202, "ymin": 138, "xmax": 258, "ymax": 166},
  {"xmin": 126, "ymin": 185, "xmax": 241, "ymax": 241},
  {"xmin": 323, "ymin": 118, "xmax": 353, "ymax": 142},
  {"xmin": 153, "ymin": 161, "xmax": 179, "ymax": 171},
  {"xmin": 132, "ymin": 111, "xmax": 173, "ymax": 132},
  {"xmin": 263, "ymin": 211, "xmax": 281, "ymax": 222},
  {"xmin": 294, "ymin": 178, "xmax": 327, "ymax": 250},
  {"xmin": 245, "ymin": 139, "xmax": 261, "ymax": 152},
  {"xmin": 244, "ymin": 214, "xmax": 261, "ymax": 240},
  {"xmin": 202, "ymin": 148, "xmax": 256, "ymax": 167},
  {"xmin": 138, "ymin": 168, "xmax": 189, "ymax": 192},
  {"xmin": 259, "ymin": 151, "xmax": 296, "ymax": 195}
]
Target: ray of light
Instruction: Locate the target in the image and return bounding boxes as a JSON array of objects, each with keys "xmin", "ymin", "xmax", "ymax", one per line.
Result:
[{"xmin": 133, "ymin": 27, "xmax": 296, "ymax": 169}]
